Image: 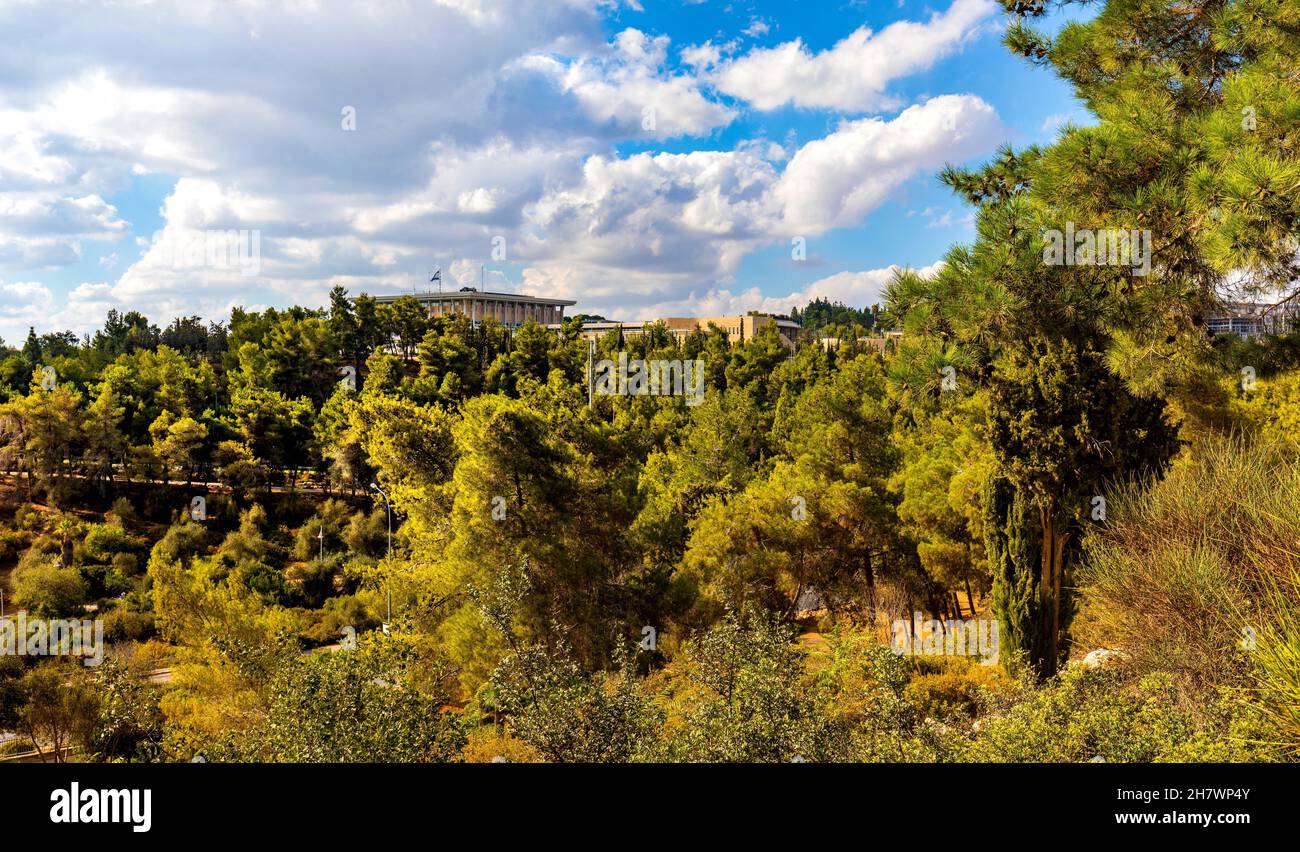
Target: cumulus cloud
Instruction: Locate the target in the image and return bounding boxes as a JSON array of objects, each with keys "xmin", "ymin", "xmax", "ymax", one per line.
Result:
[
  {"xmin": 711, "ymin": 0, "xmax": 997, "ymax": 112},
  {"xmin": 0, "ymin": 279, "xmax": 141, "ymax": 339},
  {"xmin": 514, "ymin": 95, "xmax": 1001, "ymax": 308},
  {"xmin": 511, "ymin": 28, "xmax": 735, "ymax": 139},
  {"xmin": 0, "ymin": 190, "xmax": 128, "ymax": 268},
  {"xmin": 776, "ymin": 95, "xmax": 1003, "ymax": 232}
]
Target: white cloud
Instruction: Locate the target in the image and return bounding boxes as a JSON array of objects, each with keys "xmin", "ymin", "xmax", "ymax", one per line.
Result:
[
  {"xmin": 712, "ymin": 0, "xmax": 997, "ymax": 112},
  {"xmin": 681, "ymin": 42, "xmax": 721, "ymax": 70},
  {"xmin": 0, "ymin": 188, "xmax": 128, "ymax": 269},
  {"xmin": 517, "ymin": 28, "xmax": 736, "ymax": 139},
  {"xmin": 776, "ymin": 95, "xmax": 1004, "ymax": 232},
  {"xmin": 514, "ymin": 96, "xmax": 1001, "ymax": 310},
  {"xmin": 0, "ymin": 279, "xmax": 135, "ymax": 339},
  {"xmin": 916, "ymin": 207, "xmax": 974, "ymax": 229}
]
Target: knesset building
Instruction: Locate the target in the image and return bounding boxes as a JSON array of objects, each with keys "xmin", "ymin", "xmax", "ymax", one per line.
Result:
[{"xmin": 373, "ymin": 287, "xmax": 574, "ymax": 328}]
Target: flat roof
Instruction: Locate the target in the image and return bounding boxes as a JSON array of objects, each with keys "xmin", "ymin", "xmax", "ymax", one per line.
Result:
[{"xmin": 371, "ymin": 290, "xmax": 576, "ymax": 307}]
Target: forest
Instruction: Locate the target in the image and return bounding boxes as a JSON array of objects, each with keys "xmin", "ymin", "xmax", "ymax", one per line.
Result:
[{"xmin": 2, "ymin": 0, "xmax": 1299, "ymax": 763}]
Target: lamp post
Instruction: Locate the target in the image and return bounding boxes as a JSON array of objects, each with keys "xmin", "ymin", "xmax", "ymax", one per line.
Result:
[{"xmin": 370, "ymin": 482, "xmax": 393, "ymax": 629}]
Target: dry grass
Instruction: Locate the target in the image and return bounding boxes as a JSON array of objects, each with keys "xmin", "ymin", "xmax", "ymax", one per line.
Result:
[{"xmin": 1077, "ymin": 436, "xmax": 1300, "ymax": 753}]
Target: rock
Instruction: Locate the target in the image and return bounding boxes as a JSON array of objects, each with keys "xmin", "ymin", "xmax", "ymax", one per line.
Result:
[{"xmin": 1076, "ymin": 647, "xmax": 1130, "ymax": 670}]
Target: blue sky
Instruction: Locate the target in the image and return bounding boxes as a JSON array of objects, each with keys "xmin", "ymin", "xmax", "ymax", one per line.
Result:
[{"xmin": 0, "ymin": 0, "xmax": 1091, "ymax": 342}]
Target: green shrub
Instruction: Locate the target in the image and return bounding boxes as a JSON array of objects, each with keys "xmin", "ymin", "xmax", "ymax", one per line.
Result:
[
  {"xmin": 82, "ymin": 523, "xmax": 133, "ymax": 563},
  {"xmin": 111, "ymin": 552, "xmax": 139, "ymax": 577},
  {"xmin": 297, "ymin": 594, "xmax": 379, "ymax": 645},
  {"xmin": 11, "ymin": 554, "xmax": 88, "ymax": 617},
  {"xmin": 904, "ymin": 664, "xmax": 1006, "ymax": 719},
  {"xmin": 0, "ymin": 528, "xmax": 32, "ymax": 563},
  {"xmin": 102, "ymin": 606, "xmax": 157, "ymax": 643},
  {"xmin": 104, "ymin": 497, "xmax": 137, "ymax": 529},
  {"xmin": 13, "ymin": 503, "xmax": 42, "ymax": 531},
  {"xmin": 966, "ymin": 667, "xmax": 1265, "ymax": 762}
]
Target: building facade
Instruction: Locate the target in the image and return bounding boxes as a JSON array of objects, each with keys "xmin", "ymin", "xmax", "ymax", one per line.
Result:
[
  {"xmin": 1205, "ymin": 301, "xmax": 1300, "ymax": 339},
  {"xmin": 374, "ymin": 288, "xmax": 575, "ymax": 328},
  {"xmin": 561, "ymin": 314, "xmax": 802, "ymax": 348},
  {"xmin": 820, "ymin": 331, "xmax": 902, "ymax": 354}
]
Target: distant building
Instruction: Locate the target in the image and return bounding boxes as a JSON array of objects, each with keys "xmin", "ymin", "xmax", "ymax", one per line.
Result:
[
  {"xmin": 821, "ymin": 331, "xmax": 902, "ymax": 354},
  {"xmin": 560, "ymin": 313, "xmax": 801, "ymax": 348},
  {"xmin": 373, "ymin": 288, "xmax": 575, "ymax": 328},
  {"xmin": 1205, "ymin": 301, "xmax": 1300, "ymax": 339}
]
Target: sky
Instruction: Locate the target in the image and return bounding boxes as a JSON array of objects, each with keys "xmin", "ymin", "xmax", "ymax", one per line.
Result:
[{"xmin": 0, "ymin": 0, "xmax": 1093, "ymax": 343}]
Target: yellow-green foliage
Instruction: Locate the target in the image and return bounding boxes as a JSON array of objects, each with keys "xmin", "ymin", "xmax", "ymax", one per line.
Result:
[
  {"xmin": 1078, "ymin": 437, "xmax": 1292, "ymax": 695},
  {"xmin": 1235, "ymin": 369, "xmax": 1300, "ymax": 449},
  {"xmin": 966, "ymin": 667, "xmax": 1269, "ymax": 763},
  {"xmin": 903, "ymin": 657, "xmax": 1009, "ymax": 719}
]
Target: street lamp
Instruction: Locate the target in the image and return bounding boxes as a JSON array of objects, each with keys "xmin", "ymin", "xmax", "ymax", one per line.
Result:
[{"xmin": 370, "ymin": 481, "xmax": 393, "ymax": 630}]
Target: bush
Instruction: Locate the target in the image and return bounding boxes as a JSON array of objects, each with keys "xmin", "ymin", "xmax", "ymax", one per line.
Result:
[
  {"xmin": 111, "ymin": 552, "xmax": 139, "ymax": 577},
  {"xmin": 82, "ymin": 562, "xmax": 134, "ymax": 600},
  {"xmin": 343, "ymin": 508, "xmax": 390, "ymax": 559},
  {"xmin": 105, "ymin": 497, "xmax": 137, "ymax": 529},
  {"xmin": 13, "ymin": 503, "xmax": 42, "ymax": 531},
  {"xmin": 205, "ymin": 636, "xmax": 465, "ymax": 762},
  {"xmin": 291, "ymin": 499, "xmax": 352, "ymax": 562},
  {"xmin": 904, "ymin": 661, "xmax": 1007, "ymax": 719},
  {"xmin": 0, "ymin": 528, "xmax": 32, "ymax": 563},
  {"xmin": 1077, "ymin": 437, "xmax": 1290, "ymax": 696},
  {"xmin": 965, "ymin": 666, "xmax": 1266, "ymax": 763},
  {"xmin": 81, "ymin": 523, "xmax": 133, "ymax": 563},
  {"xmin": 643, "ymin": 615, "xmax": 840, "ymax": 763},
  {"xmin": 459, "ymin": 728, "xmax": 542, "ymax": 763},
  {"xmin": 11, "ymin": 555, "xmax": 88, "ymax": 617},
  {"xmin": 102, "ymin": 606, "xmax": 157, "ymax": 643},
  {"xmin": 149, "ymin": 520, "xmax": 208, "ymax": 569},
  {"xmin": 126, "ymin": 640, "xmax": 172, "ymax": 677},
  {"xmin": 296, "ymin": 594, "xmax": 379, "ymax": 646},
  {"xmin": 287, "ymin": 553, "xmax": 346, "ymax": 609}
]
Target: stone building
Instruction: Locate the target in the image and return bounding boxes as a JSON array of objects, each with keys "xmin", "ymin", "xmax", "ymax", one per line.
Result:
[{"xmin": 373, "ymin": 288, "xmax": 575, "ymax": 328}]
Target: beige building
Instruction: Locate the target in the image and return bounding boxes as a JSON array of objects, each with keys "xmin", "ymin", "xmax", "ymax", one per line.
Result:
[
  {"xmin": 562, "ymin": 314, "xmax": 802, "ymax": 348},
  {"xmin": 821, "ymin": 330, "xmax": 903, "ymax": 354},
  {"xmin": 374, "ymin": 288, "xmax": 575, "ymax": 328}
]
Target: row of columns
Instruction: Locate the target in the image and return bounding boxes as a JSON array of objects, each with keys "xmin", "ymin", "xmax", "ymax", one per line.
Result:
[{"xmin": 429, "ymin": 299, "xmax": 562, "ymax": 326}]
